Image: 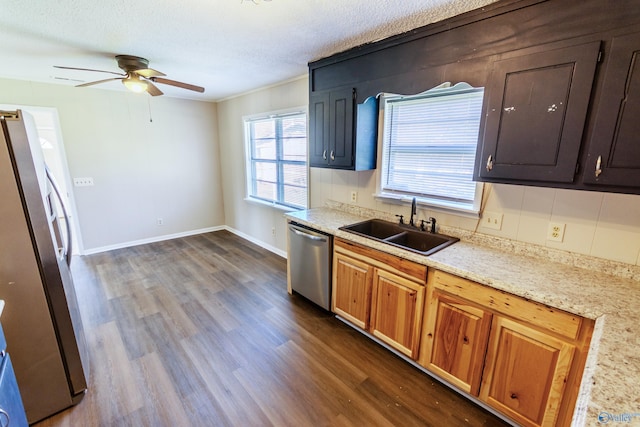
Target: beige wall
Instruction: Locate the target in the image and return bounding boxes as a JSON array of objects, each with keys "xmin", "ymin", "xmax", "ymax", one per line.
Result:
[
  {"xmin": 220, "ymin": 75, "xmax": 640, "ymax": 266},
  {"xmin": 5, "ymin": 75, "xmax": 639, "ymax": 266},
  {"xmin": 0, "ymin": 78, "xmax": 224, "ymax": 252},
  {"xmin": 216, "ymin": 77, "xmax": 308, "ymax": 255}
]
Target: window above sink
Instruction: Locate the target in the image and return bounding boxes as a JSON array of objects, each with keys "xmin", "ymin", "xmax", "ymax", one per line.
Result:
[{"xmin": 375, "ymin": 82, "xmax": 485, "ymax": 217}]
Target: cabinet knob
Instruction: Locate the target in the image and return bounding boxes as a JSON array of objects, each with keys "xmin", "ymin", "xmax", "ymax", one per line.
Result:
[
  {"xmin": 595, "ymin": 155, "xmax": 602, "ymax": 177},
  {"xmin": 510, "ymin": 393, "xmax": 518, "ymax": 400},
  {"xmin": 486, "ymin": 155, "xmax": 493, "ymax": 172},
  {"xmin": 330, "ymin": 150, "xmax": 335, "ymax": 161},
  {"xmin": 323, "ymin": 150, "xmax": 327, "ymax": 160}
]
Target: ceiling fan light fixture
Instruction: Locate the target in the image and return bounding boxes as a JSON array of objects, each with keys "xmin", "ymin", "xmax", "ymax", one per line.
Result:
[{"xmin": 122, "ymin": 75, "xmax": 148, "ymax": 93}]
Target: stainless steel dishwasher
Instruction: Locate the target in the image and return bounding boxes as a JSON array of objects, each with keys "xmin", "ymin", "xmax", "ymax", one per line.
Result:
[{"xmin": 287, "ymin": 222, "xmax": 333, "ymax": 310}]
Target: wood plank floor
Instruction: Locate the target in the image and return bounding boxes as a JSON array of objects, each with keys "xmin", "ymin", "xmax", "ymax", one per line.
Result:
[{"xmin": 34, "ymin": 231, "xmax": 511, "ymax": 427}]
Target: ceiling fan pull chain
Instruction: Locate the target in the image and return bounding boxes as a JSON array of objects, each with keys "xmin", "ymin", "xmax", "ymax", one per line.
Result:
[{"xmin": 148, "ymin": 96, "xmax": 153, "ymax": 123}]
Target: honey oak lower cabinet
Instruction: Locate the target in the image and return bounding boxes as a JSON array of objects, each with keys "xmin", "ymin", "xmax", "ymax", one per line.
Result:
[
  {"xmin": 480, "ymin": 316, "xmax": 575, "ymax": 427},
  {"xmin": 419, "ymin": 270, "xmax": 594, "ymax": 427},
  {"xmin": 418, "ymin": 281, "xmax": 492, "ymax": 395},
  {"xmin": 332, "ymin": 250, "xmax": 374, "ymax": 329},
  {"xmin": 370, "ymin": 268, "xmax": 425, "ymax": 358},
  {"xmin": 332, "ymin": 238, "xmax": 427, "ymax": 358}
]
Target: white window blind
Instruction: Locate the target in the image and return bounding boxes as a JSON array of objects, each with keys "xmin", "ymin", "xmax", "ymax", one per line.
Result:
[
  {"xmin": 245, "ymin": 111, "xmax": 308, "ymax": 209},
  {"xmin": 379, "ymin": 83, "xmax": 484, "ymax": 213}
]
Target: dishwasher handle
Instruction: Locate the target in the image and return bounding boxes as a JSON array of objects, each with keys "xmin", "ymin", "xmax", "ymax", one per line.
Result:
[{"xmin": 289, "ymin": 226, "xmax": 327, "ymax": 242}]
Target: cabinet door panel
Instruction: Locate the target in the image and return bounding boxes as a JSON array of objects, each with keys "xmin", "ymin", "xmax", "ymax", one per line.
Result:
[
  {"xmin": 329, "ymin": 89, "xmax": 355, "ymax": 168},
  {"xmin": 309, "ymin": 92, "xmax": 329, "ymax": 167},
  {"xmin": 370, "ymin": 269, "xmax": 425, "ymax": 358},
  {"xmin": 585, "ymin": 31, "xmax": 640, "ymax": 186},
  {"xmin": 332, "ymin": 252, "xmax": 373, "ymax": 329},
  {"xmin": 480, "ymin": 317, "xmax": 575, "ymax": 427},
  {"xmin": 478, "ymin": 41, "xmax": 600, "ymax": 182},
  {"xmin": 423, "ymin": 293, "xmax": 491, "ymax": 395}
]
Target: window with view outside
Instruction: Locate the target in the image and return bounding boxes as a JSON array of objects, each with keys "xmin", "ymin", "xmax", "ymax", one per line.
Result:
[
  {"xmin": 379, "ymin": 82, "xmax": 484, "ymax": 214},
  {"xmin": 245, "ymin": 112, "xmax": 308, "ymax": 209}
]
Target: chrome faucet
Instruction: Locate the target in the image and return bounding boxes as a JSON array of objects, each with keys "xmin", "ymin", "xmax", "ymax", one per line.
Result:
[{"xmin": 409, "ymin": 197, "xmax": 417, "ymax": 227}]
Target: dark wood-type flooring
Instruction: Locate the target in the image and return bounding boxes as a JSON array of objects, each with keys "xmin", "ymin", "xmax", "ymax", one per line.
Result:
[{"xmin": 34, "ymin": 231, "xmax": 511, "ymax": 427}]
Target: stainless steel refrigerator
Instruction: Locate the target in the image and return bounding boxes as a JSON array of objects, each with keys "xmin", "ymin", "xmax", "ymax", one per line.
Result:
[{"xmin": 0, "ymin": 110, "xmax": 88, "ymax": 423}]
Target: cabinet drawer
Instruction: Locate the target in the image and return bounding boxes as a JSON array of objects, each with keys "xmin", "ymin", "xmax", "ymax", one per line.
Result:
[
  {"xmin": 432, "ymin": 270, "xmax": 581, "ymax": 340},
  {"xmin": 335, "ymin": 238, "xmax": 427, "ymax": 282}
]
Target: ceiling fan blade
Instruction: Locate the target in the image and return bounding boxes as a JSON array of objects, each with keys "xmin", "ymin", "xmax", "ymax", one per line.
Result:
[
  {"xmin": 76, "ymin": 77, "xmax": 123, "ymax": 87},
  {"xmin": 151, "ymin": 77, "xmax": 205, "ymax": 93},
  {"xmin": 135, "ymin": 68, "xmax": 166, "ymax": 78},
  {"xmin": 146, "ymin": 80, "xmax": 164, "ymax": 96},
  {"xmin": 54, "ymin": 65, "xmax": 125, "ymax": 77}
]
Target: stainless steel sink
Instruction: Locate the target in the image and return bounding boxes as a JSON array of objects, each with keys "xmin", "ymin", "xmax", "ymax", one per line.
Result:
[{"xmin": 339, "ymin": 219, "xmax": 459, "ymax": 256}]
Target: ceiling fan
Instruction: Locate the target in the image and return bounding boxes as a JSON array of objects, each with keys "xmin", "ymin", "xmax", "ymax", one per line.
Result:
[{"xmin": 54, "ymin": 55, "xmax": 204, "ymax": 96}]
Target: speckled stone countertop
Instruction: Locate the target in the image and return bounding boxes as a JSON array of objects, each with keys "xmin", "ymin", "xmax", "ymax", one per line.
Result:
[{"xmin": 285, "ymin": 206, "xmax": 640, "ymax": 427}]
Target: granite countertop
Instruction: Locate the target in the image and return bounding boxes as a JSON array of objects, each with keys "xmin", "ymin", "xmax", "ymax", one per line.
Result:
[{"xmin": 285, "ymin": 207, "xmax": 640, "ymax": 426}]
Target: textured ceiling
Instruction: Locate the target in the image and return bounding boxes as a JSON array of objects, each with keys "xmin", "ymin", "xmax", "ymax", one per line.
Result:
[{"xmin": 0, "ymin": 0, "xmax": 498, "ymax": 101}]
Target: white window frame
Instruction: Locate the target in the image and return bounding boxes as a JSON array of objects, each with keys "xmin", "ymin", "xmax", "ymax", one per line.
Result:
[
  {"xmin": 243, "ymin": 107, "xmax": 308, "ymax": 211},
  {"xmin": 375, "ymin": 82, "xmax": 485, "ymax": 217}
]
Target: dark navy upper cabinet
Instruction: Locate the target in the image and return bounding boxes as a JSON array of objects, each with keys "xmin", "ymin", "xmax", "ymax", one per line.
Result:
[
  {"xmin": 584, "ymin": 31, "xmax": 640, "ymax": 188},
  {"xmin": 309, "ymin": 88, "xmax": 378, "ymax": 170},
  {"xmin": 476, "ymin": 41, "xmax": 601, "ymax": 183}
]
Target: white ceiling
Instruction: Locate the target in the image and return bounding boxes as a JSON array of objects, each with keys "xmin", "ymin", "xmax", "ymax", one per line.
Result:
[{"xmin": 1, "ymin": 0, "xmax": 497, "ymax": 102}]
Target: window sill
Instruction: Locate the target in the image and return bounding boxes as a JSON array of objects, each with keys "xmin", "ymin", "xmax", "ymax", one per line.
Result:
[
  {"xmin": 244, "ymin": 197, "xmax": 304, "ymax": 213},
  {"xmin": 374, "ymin": 192, "xmax": 480, "ymax": 219}
]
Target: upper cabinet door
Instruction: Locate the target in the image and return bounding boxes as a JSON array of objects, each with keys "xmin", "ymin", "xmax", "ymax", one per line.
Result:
[
  {"xmin": 309, "ymin": 88, "xmax": 378, "ymax": 170},
  {"xmin": 328, "ymin": 88, "xmax": 355, "ymax": 168},
  {"xmin": 477, "ymin": 42, "xmax": 601, "ymax": 183},
  {"xmin": 309, "ymin": 92, "xmax": 330, "ymax": 167},
  {"xmin": 584, "ymin": 31, "xmax": 640, "ymax": 187}
]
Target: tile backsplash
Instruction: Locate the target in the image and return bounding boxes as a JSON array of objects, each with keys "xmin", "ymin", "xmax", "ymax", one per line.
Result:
[{"xmin": 310, "ymin": 168, "xmax": 640, "ymax": 267}]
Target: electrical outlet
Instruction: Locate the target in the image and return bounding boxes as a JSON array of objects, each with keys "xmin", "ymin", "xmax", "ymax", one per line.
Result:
[
  {"xmin": 157, "ymin": 218, "xmax": 164, "ymax": 226},
  {"xmin": 350, "ymin": 190, "xmax": 358, "ymax": 203},
  {"xmin": 482, "ymin": 211, "xmax": 503, "ymax": 230},
  {"xmin": 547, "ymin": 222, "xmax": 565, "ymax": 242},
  {"xmin": 73, "ymin": 177, "xmax": 94, "ymax": 187},
  {"xmin": 271, "ymin": 227, "xmax": 276, "ymax": 236}
]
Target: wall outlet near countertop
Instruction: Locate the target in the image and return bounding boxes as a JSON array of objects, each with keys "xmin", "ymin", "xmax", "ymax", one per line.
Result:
[
  {"xmin": 350, "ymin": 190, "xmax": 358, "ymax": 203},
  {"xmin": 482, "ymin": 211, "xmax": 503, "ymax": 230},
  {"xmin": 547, "ymin": 222, "xmax": 565, "ymax": 242}
]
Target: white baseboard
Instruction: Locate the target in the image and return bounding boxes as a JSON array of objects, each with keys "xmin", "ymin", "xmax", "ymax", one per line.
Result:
[
  {"xmin": 224, "ymin": 226, "xmax": 287, "ymax": 258},
  {"xmin": 81, "ymin": 225, "xmax": 287, "ymax": 259},
  {"xmin": 81, "ymin": 226, "xmax": 225, "ymax": 255}
]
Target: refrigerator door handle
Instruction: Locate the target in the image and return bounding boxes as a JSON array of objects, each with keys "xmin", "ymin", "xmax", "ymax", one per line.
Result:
[{"xmin": 45, "ymin": 167, "xmax": 73, "ymax": 266}]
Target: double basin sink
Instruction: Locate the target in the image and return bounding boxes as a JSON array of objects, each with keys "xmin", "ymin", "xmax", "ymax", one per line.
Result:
[{"xmin": 339, "ymin": 218, "xmax": 459, "ymax": 256}]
